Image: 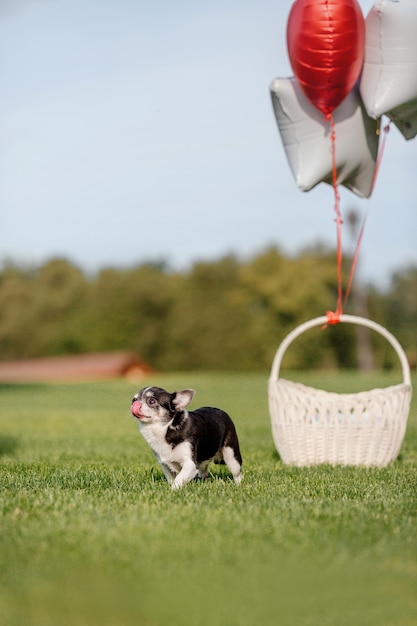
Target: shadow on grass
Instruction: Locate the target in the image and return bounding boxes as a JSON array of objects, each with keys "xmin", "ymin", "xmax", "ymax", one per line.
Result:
[
  {"xmin": 0, "ymin": 436, "xmax": 19, "ymax": 457},
  {"xmin": 148, "ymin": 465, "xmax": 239, "ymax": 486},
  {"xmin": 272, "ymin": 449, "xmax": 281, "ymax": 462},
  {"xmin": 0, "ymin": 383, "xmax": 42, "ymax": 390}
]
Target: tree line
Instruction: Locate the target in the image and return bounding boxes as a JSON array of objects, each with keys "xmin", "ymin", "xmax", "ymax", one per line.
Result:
[{"xmin": 0, "ymin": 246, "xmax": 415, "ymax": 371}]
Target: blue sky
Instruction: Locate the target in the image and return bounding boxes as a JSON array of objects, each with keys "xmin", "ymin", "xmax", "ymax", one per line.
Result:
[{"xmin": 1, "ymin": 0, "xmax": 416, "ymax": 286}]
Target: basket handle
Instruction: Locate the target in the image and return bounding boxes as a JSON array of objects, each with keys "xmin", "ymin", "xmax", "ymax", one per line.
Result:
[{"xmin": 269, "ymin": 314, "xmax": 411, "ymax": 386}]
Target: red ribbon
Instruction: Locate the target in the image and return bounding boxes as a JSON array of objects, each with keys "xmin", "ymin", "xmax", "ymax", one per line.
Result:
[
  {"xmin": 322, "ymin": 119, "xmax": 389, "ymax": 329},
  {"xmin": 326, "ymin": 114, "xmax": 344, "ymax": 327},
  {"xmin": 325, "ymin": 309, "xmax": 342, "ymax": 327}
]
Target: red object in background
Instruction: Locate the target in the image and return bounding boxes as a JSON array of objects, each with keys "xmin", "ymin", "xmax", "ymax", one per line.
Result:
[{"xmin": 287, "ymin": 0, "xmax": 365, "ymax": 117}]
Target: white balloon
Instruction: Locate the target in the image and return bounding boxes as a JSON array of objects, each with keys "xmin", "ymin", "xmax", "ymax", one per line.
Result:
[
  {"xmin": 270, "ymin": 77, "xmax": 380, "ymax": 198},
  {"xmin": 360, "ymin": 0, "xmax": 417, "ymax": 140}
]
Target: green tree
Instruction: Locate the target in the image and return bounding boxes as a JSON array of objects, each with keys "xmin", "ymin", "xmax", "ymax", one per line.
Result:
[
  {"xmin": 369, "ymin": 265, "xmax": 417, "ymax": 369},
  {"xmin": 164, "ymin": 256, "xmax": 252, "ymax": 370},
  {"xmin": 238, "ymin": 245, "xmax": 355, "ymax": 369},
  {"xmin": 31, "ymin": 259, "xmax": 88, "ymax": 355},
  {"xmin": 0, "ymin": 253, "xmax": 414, "ymax": 371},
  {"xmin": 83, "ymin": 263, "xmax": 175, "ymax": 367},
  {"xmin": 0, "ymin": 264, "xmax": 35, "ymax": 359}
]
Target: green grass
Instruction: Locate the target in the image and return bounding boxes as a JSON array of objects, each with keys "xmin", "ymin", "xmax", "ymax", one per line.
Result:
[{"xmin": 0, "ymin": 370, "xmax": 416, "ymax": 626}]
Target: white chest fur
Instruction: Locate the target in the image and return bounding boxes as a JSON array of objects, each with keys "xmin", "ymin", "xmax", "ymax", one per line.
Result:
[{"xmin": 138, "ymin": 421, "xmax": 192, "ymax": 469}]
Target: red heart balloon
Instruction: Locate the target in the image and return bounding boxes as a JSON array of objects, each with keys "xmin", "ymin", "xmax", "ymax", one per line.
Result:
[{"xmin": 287, "ymin": 0, "xmax": 365, "ymax": 117}]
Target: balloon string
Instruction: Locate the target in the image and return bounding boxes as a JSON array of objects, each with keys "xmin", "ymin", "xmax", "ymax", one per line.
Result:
[
  {"xmin": 326, "ymin": 114, "xmax": 344, "ymax": 326},
  {"xmin": 339, "ymin": 124, "xmax": 390, "ymax": 314},
  {"xmin": 324, "ymin": 115, "xmax": 373, "ymax": 328},
  {"xmin": 343, "ymin": 213, "xmax": 367, "ymax": 308}
]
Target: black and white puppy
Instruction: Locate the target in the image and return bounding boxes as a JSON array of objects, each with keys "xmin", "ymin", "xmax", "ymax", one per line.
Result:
[{"xmin": 131, "ymin": 386, "xmax": 242, "ymax": 489}]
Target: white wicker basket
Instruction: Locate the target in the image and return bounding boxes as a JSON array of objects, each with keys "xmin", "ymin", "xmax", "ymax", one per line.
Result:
[{"xmin": 268, "ymin": 315, "xmax": 412, "ymax": 467}]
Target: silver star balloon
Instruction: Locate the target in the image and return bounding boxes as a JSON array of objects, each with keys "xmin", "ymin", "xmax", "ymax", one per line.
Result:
[
  {"xmin": 270, "ymin": 77, "xmax": 380, "ymax": 198},
  {"xmin": 360, "ymin": 0, "xmax": 417, "ymax": 140}
]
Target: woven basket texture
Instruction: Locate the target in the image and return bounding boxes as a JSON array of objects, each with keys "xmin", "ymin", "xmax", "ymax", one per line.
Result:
[
  {"xmin": 269, "ymin": 379, "xmax": 411, "ymax": 467},
  {"xmin": 268, "ymin": 315, "xmax": 412, "ymax": 467}
]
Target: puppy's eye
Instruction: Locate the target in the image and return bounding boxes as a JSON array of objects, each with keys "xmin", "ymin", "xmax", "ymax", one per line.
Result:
[{"xmin": 147, "ymin": 397, "xmax": 157, "ymax": 406}]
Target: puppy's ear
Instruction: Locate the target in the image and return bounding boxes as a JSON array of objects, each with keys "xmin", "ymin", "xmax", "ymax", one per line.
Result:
[{"xmin": 172, "ymin": 389, "xmax": 195, "ymax": 411}]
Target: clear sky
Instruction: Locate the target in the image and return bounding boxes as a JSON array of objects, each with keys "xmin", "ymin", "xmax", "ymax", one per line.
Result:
[{"xmin": 1, "ymin": 0, "xmax": 416, "ymax": 286}]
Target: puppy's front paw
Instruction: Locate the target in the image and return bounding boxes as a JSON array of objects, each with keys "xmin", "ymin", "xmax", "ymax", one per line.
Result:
[{"xmin": 171, "ymin": 460, "xmax": 198, "ymax": 490}]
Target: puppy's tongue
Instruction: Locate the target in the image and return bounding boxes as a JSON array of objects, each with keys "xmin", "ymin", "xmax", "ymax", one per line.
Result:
[{"xmin": 131, "ymin": 400, "xmax": 144, "ymax": 419}]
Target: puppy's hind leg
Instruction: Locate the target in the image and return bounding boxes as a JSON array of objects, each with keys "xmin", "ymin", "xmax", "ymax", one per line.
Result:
[
  {"xmin": 198, "ymin": 461, "xmax": 210, "ymax": 480},
  {"xmin": 172, "ymin": 460, "xmax": 198, "ymax": 490},
  {"xmin": 222, "ymin": 446, "xmax": 242, "ymax": 485}
]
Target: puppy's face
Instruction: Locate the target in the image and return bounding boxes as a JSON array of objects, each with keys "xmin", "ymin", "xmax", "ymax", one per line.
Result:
[{"xmin": 131, "ymin": 386, "xmax": 195, "ymax": 424}]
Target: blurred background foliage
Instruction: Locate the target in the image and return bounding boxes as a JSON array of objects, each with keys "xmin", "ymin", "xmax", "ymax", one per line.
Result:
[{"xmin": 0, "ymin": 246, "xmax": 415, "ymax": 371}]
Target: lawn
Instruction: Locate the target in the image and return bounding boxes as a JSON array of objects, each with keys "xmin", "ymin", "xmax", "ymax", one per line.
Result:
[{"xmin": 0, "ymin": 370, "xmax": 416, "ymax": 626}]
